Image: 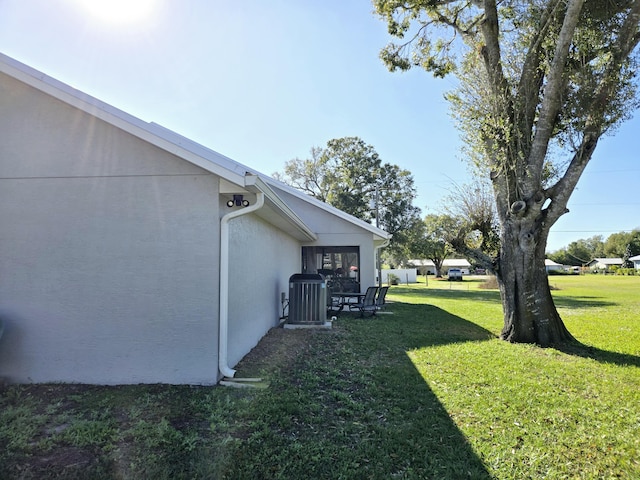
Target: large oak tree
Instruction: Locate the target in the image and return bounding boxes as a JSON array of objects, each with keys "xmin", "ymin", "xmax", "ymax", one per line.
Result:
[
  {"xmin": 375, "ymin": 0, "xmax": 640, "ymax": 345},
  {"xmin": 275, "ymin": 136, "xmax": 422, "ymax": 254}
]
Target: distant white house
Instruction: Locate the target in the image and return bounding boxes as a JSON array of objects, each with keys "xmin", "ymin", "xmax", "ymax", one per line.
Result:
[
  {"xmin": 0, "ymin": 53, "xmax": 390, "ymax": 385},
  {"xmin": 586, "ymin": 258, "xmax": 624, "ymax": 270},
  {"xmin": 409, "ymin": 259, "xmax": 471, "ymax": 275},
  {"xmin": 630, "ymin": 255, "xmax": 640, "ymax": 270},
  {"xmin": 545, "ymin": 259, "xmax": 564, "ymax": 272}
]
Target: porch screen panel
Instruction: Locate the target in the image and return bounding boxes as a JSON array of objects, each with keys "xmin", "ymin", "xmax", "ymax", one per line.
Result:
[{"xmin": 301, "ymin": 246, "xmax": 360, "ymax": 293}]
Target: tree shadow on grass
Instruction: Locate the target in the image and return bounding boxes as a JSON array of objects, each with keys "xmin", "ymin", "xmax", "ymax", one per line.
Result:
[
  {"xmin": 229, "ymin": 303, "xmax": 495, "ymax": 479},
  {"xmin": 551, "ymin": 295, "xmax": 617, "ymax": 310},
  {"xmin": 395, "ymin": 285, "xmax": 502, "ymax": 305},
  {"xmin": 383, "ymin": 301, "xmax": 498, "ymax": 349},
  {"xmin": 405, "ymin": 293, "xmax": 633, "ymax": 366},
  {"xmin": 400, "ymin": 286, "xmax": 617, "ymax": 310},
  {"xmin": 553, "ymin": 340, "xmax": 640, "ymax": 368}
]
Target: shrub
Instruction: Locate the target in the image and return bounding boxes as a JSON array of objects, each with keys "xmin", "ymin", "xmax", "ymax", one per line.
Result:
[
  {"xmin": 479, "ymin": 276, "xmax": 499, "ymax": 289},
  {"xmin": 548, "ymin": 269, "xmax": 570, "ymax": 275},
  {"xmin": 615, "ymin": 268, "xmax": 637, "ymax": 276}
]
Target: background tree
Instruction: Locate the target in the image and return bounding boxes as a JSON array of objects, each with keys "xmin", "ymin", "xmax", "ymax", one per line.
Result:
[
  {"xmin": 410, "ymin": 214, "xmax": 459, "ymax": 277},
  {"xmin": 441, "ymin": 177, "xmax": 500, "ymax": 268},
  {"xmin": 382, "ymin": 212, "xmax": 426, "ymax": 267},
  {"xmin": 603, "ymin": 229, "xmax": 640, "ymax": 258},
  {"xmin": 548, "ymin": 236, "xmax": 604, "ymax": 266},
  {"xmin": 549, "ymin": 231, "xmax": 640, "ymax": 266},
  {"xmin": 275, "ymin": 136, "xmax": 422, "ymax": 255},
  {"xmin": 375, "ymin": 0, "xmax": 640, "ymax": 345},
  {"xmin": 272, "ymin": 146, "xmax": 332, "ymax": 202}
]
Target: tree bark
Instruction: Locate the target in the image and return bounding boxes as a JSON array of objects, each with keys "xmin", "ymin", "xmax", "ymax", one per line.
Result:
[{"xmin": 496, "ymin": 217, "xmax": 574, "ymax": 346}]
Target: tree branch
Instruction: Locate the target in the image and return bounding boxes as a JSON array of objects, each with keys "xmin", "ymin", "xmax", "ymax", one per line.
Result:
[
  {"xmin": 479, "ymin": 0, "xmax": 509, "ymax": 98},
  {"xmin": 449, "ymin": 235, "xmax": 496, "ymax": 271},
  {"xmin": 529, "ymin": 0, "xmax": 586, "ymax": 179},
  {"xmin": 545, "ymin": 0, "xmax": 640, "ymax": 226},
  {"xmin": 613, "ymin": 0, "xmax": 640, "ymax": 62},
  {"xmin": 516, "ymin": 0, "xmax": 564, "ymax": 153}
]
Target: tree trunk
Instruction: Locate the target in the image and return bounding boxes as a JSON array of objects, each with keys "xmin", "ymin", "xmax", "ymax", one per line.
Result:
[
  {"xmin": 433, "ymin": 258, "xmax": 444, "ymax": 278},
  {"xmin": 495, "ymin": 220, "xmax": 574, "ymax": 346}
]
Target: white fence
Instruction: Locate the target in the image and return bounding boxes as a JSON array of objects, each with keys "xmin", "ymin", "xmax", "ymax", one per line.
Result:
[{"xmin": 381, "ymin": 268, "xmax": 417, "ymax": 284}]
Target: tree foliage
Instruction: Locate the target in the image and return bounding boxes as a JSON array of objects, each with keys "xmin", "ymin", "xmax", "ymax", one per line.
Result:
[
  {"xmin": 548, "ymin": 230, "xmax": 640, "ymax": 265},
  {"xmin": 410, "ymin": 214, "xmax": 459, "ymax": 277},
  {"xmin": 604, "ymin": 229, "xmax": 640, "ymax": 258},
  {"xmin": 375, "ymin": 0, "xmax": 640, "ymax": 345},
  {"xmin": 275, "ymin": 137, "xmax": 422, "ymax": 252},
  {"xmin": 548, "ymin": 235, "xmax": 605, "ymax": 265},
  {"xmin": 440, "ymin": 177, "xmax": 501, "ymax": 266}
]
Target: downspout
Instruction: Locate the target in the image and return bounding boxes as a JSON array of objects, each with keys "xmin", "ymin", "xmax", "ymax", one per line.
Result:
[
  {"xmin": 219, "ymin": 191, "xmax": 264, "ymax": 379},
  {"xmin": 375, "ymin": 238, "xmax": 390, "ymax": 288}
]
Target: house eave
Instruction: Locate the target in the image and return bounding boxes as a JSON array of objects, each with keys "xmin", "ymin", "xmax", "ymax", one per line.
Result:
[
  {"xmin": 261, "ymin": 176, "xmax": 392, "ymax": 242},
  {"xmin": 244, "ymin": 175, "xmax": 317, "ymax": 242}
]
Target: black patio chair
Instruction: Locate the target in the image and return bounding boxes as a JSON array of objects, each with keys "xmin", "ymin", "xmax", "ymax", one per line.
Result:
[
  {"xmin": 327, "ymin": 293, "xmax": 342, "ymax": 314},
  {"xmin": 375, "ymin": 286, "xmax": 389, "ymax": 311},
  {"xmin": 349, "ymin": 286, "xmax": 378, "ymax": 317}
]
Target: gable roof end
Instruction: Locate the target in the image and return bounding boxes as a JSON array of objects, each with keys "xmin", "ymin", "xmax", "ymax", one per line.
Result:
[
  {"xmin": 244, "ymin": 175, "xmax": 317, "ymax": 242},
  {"xmin": 261, "ymin": 176, "xmax": 391, "ymax": 243},
  {"xmin": 0, "ymin": 52, "xmax": 388, "ymax": 243},
  {"xmin": 0, "ymin": 52, "xmax": 248, "ymax": 186}
]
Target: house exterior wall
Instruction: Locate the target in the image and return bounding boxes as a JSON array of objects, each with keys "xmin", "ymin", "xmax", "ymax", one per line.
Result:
[
  {"xmin": 314, "ymin": 233, "xmax": 377, "ymax": 288},
  {"xmin": 0, "ymin": 73, "xmax": 220, "ymax": 384},
  {"xmin": 271, "ymin": 187, "xmax": 379, "ymax": 289},
  {"xmin": 587, "ymin": 258, "xmax": 624, "ymax": 270},
  {"xmin": 226, "ymin": 214, "xmax": 300, "ymax": 367}
]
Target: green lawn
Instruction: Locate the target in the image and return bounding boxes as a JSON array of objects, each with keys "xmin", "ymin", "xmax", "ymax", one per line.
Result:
[{"xmin": 1, "ymin": 275, "xmax": 638, "ymax": 479}]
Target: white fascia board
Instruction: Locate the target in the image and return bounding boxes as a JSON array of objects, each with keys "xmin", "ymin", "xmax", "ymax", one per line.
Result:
[
  {"xmin": 261, "ymin": 176, "xmax": 392, "ymax": 242},
  {"xmin": 0, "ymin": 53, "xmax": 247, "ymax": 186}
]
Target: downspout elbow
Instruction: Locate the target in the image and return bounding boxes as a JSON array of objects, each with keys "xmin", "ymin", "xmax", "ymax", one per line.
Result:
[{"xmin": 219, "ymin": 192, "xmax": 265, "ymax": 379}]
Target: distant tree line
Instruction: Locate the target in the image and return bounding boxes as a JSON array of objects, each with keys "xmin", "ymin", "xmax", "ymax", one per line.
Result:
[{"xmin": 548, "ymin": 230, "xmax": 640, "ymax": 267}]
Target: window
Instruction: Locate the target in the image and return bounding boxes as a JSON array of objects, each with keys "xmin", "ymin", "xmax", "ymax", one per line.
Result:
[{"xmin": 302, "ymin": 246, "xmax": 360, "ymax": 293}]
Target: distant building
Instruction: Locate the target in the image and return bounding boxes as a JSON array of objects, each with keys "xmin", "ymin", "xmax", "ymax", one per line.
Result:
[
  {"xmin": 545, "ymin": 259, "xmax": 564, "ymax": 272},
  {"xmin": 586, "ymin": 258, "xmax": 624, "ymax": 271},
  {"xmin": 409, "ymin": 259, "xmax": 471, "ymax": 275}
]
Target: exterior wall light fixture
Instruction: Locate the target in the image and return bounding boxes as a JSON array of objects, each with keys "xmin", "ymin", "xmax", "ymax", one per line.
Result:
[{"xmin": 226, "ymin": 194, "xmax": 250, "ymax": 207}]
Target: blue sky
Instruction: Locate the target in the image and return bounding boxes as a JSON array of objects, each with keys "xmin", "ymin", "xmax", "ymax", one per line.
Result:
[{"xmin": 1, "ymin": 0, "xmax": 638, "ymax": 252}]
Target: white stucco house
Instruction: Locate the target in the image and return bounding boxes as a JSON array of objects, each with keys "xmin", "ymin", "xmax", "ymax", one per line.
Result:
[
  {"xmin": 0, "ymin": 53, "xmax": 390, "ymax": 385},
  {"xmin": 630, "ymin": 255, "xmax": 640, "ymax": 270},
  {"xmin": 544, "ymin": 259, "xmax": 564, "ymax": 272},
  {"xmin": 409, "ymin": 259, "xmax": 471, "ymax": 275},
  {"xmin": 586, "ymin": 258, "xmax": 624, "ymax": 271}
]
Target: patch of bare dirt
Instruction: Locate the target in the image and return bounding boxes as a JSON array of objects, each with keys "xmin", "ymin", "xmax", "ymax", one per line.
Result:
[
  {"xmin": 233, "ymin": 326, "xmax": 322, "ymax": 377},
  {"xmin": 31, "ymin": 447, "xmax": 95, "ymax": 470}
]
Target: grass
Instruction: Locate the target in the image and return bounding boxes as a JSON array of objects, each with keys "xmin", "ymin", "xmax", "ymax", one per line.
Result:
[{"xmin": 1, "ymin": 275, "xmax": 638, "ymax": 479}]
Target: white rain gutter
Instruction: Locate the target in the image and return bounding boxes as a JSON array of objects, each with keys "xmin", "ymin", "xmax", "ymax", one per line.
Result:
[
  {"xmin": 375, "ymin": 238, "xmax": 391, "ymax": 288},
  {"xmin": 218, "ymin": 191, "xmax": 265, "ymax": 379}
]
